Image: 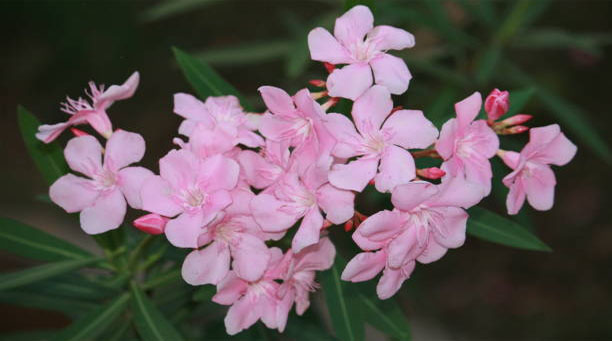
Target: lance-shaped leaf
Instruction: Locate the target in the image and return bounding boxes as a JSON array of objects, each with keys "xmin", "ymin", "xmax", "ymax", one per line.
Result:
[
  {"xmin": 320, "ymin": 256, "xmax": 365, "ymax": 341},
  {"xmin": 173, "ymin": 47, "xmax": 253, "ymax": 111},
  {"xmin": 358, "ymin": 291, "xmax": 411, "ymax": 340},
  {"xmin": 0, "ymin": 256, "xmax": 102, "ymax": 291},
  {"xmin": 51, "ymin": 293, "xmax": 130, "ymax": 341},
  {"xmin": 17, "ymin": 106, "xmax": 69, "ymax": 185},
  {"xmin": 131, "ymin": 283, "xmax": 185, "ymax": 341},
  {"xmin": 0, "ymin": 290, "xmax": 96, "ymax": 318},
  {"xmin": 0, "ymin": 217, "xmax": 92, "ymax": 261},
  {"xmin": 467, "ymin": 206, "xmax": 552, "ymax": 252}
]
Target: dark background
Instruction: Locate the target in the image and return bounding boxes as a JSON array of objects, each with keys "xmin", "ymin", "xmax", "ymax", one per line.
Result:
[{"xmin": 1, "ymin": 0, "xmax": 611, "ymax": 339}]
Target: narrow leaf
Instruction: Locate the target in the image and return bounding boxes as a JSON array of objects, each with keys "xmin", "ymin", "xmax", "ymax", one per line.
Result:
[
  {"xmin": 358, "ymin": 293, "xmax": 411, "ymax": 340},
  {"xmin": 51, "ymin": 293, "xmax": 130, "ymax": 341},
  {"xmin": 131, "ymin": 283, "xmax": 185, "ymax": 341},
  {"xmin": 0, "ymin": 290, "xmax": 96, "ymax": 318},
  {"xmin": 17, "ymin": 106, "xmax": 69, "ymax": 185},
  {"xmin": 467, "ymin": 206, "xmax": 552, "ymax": 252},
  {"xmin": 197, "ymin": 41, "xmax": 292, "ymax": 66},
  {"xmin": 320, "ymin": 256, "xmax": 365, "ymax": 341},
  {"xmin": 0, "ymin": 257, "xmax": 101, "ymax": 291},
  {"xmin": 173, "ymin": 47, "xmax": 253, "ymax": 110},
  {"xmin": 0, "ymin": 217, "xmax": 92, "ymax": 261},
  {"xmin": 140, "ymin": 0, "xmax": 216, "ymax": 22}
]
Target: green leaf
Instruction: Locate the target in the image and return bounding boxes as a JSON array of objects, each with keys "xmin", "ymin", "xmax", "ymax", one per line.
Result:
[
  {"xmin": 192, "ymin": 284, "xmax": 216, "ymax": 302},
  {"xmin": 197, "ymin": 41, "xmax": 292, "ymax": 66},
  {"xmin": 22, "ymin": 273, "xmax": 118, "ymax": 300},
  {"xmin": 0, "ymin": 256, "xmax": 101, "ymax": 291},
  {"xmin": 140, "ymin": 0, "xmax": 217, "ymax": 22},
  {"xmin": 131, "ymin": 283, "xmax": 185, "ymax": 341},
  {"xmin": 320, "ymin": 256, "xmax": 365, "ymax": 341},
  {"xmin": 283, "ymin": 316, "xmax": 336, "ymax": 341},
  {"xmin": 512, "ymin": 28, "xmax": 612, "ymax": 56},
  {"xmin": 358, "ymin": 293, "xmax": 411, "ymax": 340},
  {"xmin": 0, "ymin": 290, "xmax": 96, "ymax": 318},
  {"xmin": 173, "ymin": 47, "xmax": 253, "ymax": 111},
  {"xmin": 0, "ymin": 217, "xmax": 92, "ymax": 261},
  {"xmin": 424, "ymin": 86, "xmax": 458, "ymax": 128},
  {"xmin": 51, "ymin": 293, "xmax": 130, "ymax": 341},
  {"xmin": 467, "ymin": 206, "xmax": 552, "ymax": 252},
  {"xmin": 17, "ymin": 106, "xmax": 69, "ymax": 185},
  {"xmin": 0, "ymin": 330, "xmax": 56, "ymax": 341},
  {"xmin": 475, "ymin": 45, "xmax": 502, "ymax": 85}
]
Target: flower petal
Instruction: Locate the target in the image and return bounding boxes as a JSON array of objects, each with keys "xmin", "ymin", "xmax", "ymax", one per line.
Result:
[
  {"xmin": 524, "ymin": 164, "xmax": 556, "ymax": 211},
  {"xmin": 324, "ymin": 113, "xmax": 362, "ymax": 158},
  {"xmin": 64, "ymin": 135, "xmax": 103, "ymax": 178},
  {"xmin": 383, "ymin": 109, "xmax": 438, "ymax": 149},
  {"xmin": 173, "ymin": 93, "xmax": 213, "ymax": 125},
  {"xmin": 182, "ymin": 241, "xmax": 230, "ymax": 285},
  {"xmin": 79, "ymin": 188, "xmax": 126, "ymax": 234},
  {"xmin": 455, "ymin": 92, "xmax": 482, "ymax": 129},
  {"xmin": 198, "ymin": 155, "xmax": 240, "ymax": 192},
  {"xmin": 213, "ymin": 271, "xmax": 248, "ymax": 305},
  {"xmin": 231, "ymin": 233, "xmax": 270, "ymax": 282},
  {"xmin": 357, "ymin": 210, "xmax": 403, "ymax": 242},
  {"xmin": 432, "ymin": 207, "xmax": 468, "ymax": 248},
  {"xmin": 49, "ymin": 174, "xmax": 99, "ymax": 213},
  {"xmin": 341, "ymin": 250, "xmax": 386, "ymax": 282},
  {"xmin": 104, "ymin": 130, "xmax": 145, "ymax": 171},
  {"xmin": 370, "ymin": 53, "xmax": 411, "ymax": 95},
  {"xmin": 334, "ymin": 5, "xmax": 374, "ymax": 47},
  {"xmin": 251, "ymin": 193, "xmax": 299, "ymax": 232},
  {"xmin": 367, "ymin": 25, "xmax": 415, "ymax": 51},
  {"xmin": 292, "ymin": 208, "xmax": 324, "ymax": 253},
  {"xmin": 140, "ymin": 175, "xmax": 183, "ymax": 217},
  {"xmin": 351, "ymin": 85, "xmax": 393, "ymax": 134},
  {"xmin": 165, "ymin": 211, "xmax": 205, "ymax": 248},
  {"xmin": 307, "ymin": 27, "xmax": 353, "ymax": 64},
  {"xmin": 258, "ymin": 86, "xmax": 295, "ymax": 116},
  {"xmin": 416, "ymin": 240, "xmax": 448, "ymax": 264},
  {"xmin": 374, "ymin": 145, "xmax": 416, "ymax": 193},
  {"xmin": 327, "ymin": 62, "xmax": 373, "ymax": 100},
  {"xmin": 117, "ymin": 166, "xmax": 154, "ymax": 209},
  {"xmin": 391, "ymin": 181, "xmax": 438, "ymax": 212},
  {"xmin": 376, "ymin": 261, "xmax": 415, "ymax": 300},
  {"xmin": 328, "ymin": 157, "xmax": 378, "ymax": 192},
  {"xmin": 316, "ymin": 184, "xmax": 355, "ymax": 225}
]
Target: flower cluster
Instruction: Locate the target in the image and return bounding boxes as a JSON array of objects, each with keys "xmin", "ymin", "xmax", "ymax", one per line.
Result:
[{"xmin": 40, "ymin": 5, "xmax": 577, "ymax": 336}]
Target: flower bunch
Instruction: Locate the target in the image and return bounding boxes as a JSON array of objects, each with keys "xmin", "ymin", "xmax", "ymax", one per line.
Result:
[{"xmin": 39, "ymin": 5, "xmax": 576, "ymax": 336}]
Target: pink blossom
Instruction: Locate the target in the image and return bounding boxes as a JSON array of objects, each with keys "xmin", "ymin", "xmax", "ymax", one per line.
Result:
[
  {"xmin": 308, "ymin": 5, "xmax": 415, "ymax": 99},
  {"xmin": 342, "ymin": 177, "xmax": 484, "ymax": 299},
  {"xmin": 500, "ymin": 124, "xmax": 577, "ymax": 215},
  {"xmin": 140, "ymin": 149, "xmax": 240, "ymax": 248},
  {"xmin": 238, "ymin": 140, "xmax": 290, "ymax": 189},
  {"xmin": 326, "ymin": 85, "xmax": 438, "ymax": 192},
  {"xmin": 49, "ymin": 130, "xmax": 153, "ymax": 234},
  {"xmin": 213, "ymin": 247, "xmax": 290, "ymax": 335},
  {"xmin": 173, "ymin": 93, "xmax": 263, "ymax": 148},
  {"xmin": 37, "ymin": 72, "xmax": 139, "ymax": 143},
  {"xmin": 251, "ymin": 160, "xmax": 354, "ymax": 252},
  {"xmin": 258, "ymin": 86, "xmax": 336, "ymax": 172},
  {"xmin": 436, "ymin": 92, "xmax": 500, "ymax": 195},
  {"xmin": 484, "ymin": 88, "xmax": 510, "ymax": 121}
]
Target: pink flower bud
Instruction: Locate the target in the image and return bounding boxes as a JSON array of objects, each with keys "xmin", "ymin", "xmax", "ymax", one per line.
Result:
[
  {"xmin": 500, "ymin": 114, "xmax": 533, "ymax": 127},
  {"xmin": 484, "ymin": 88, "xmax": 510, "ymax": 121},
  {"xmin": 323, "ymin": 62, "xmax": 335, "ymax": 73},
  {"xmin": 310, "ymin": 91, "xmax": 328, "ymax": 100},
  {"xmin": 321, "ymin": 97, "xmax": 339, "ymax": 111},
  {"xmin": 308, "ymin": 79, "xmax": 326, "ymax": 87},
  {"xmin": 500, "ymin": 125, "xmax": 529, "ymax": 135},
  {"xmin": 133, "ymin": 213, "xmax": 168, "ymax": 235},
  {"xmin": 70, "ymin": 127, "xmax": 89, "ymax": 137},
  {"xmin": 416, "ymin": 167, "xmax": 446, "ymax": 180}
]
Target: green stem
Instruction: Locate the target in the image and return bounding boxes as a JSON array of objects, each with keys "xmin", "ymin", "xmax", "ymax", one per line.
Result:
[{"xmin": 128, "ymin": 235, "xmax": 156, "ymax": 270}]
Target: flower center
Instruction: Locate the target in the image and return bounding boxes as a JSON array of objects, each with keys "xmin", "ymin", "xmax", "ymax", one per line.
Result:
[
  {"xmin": 179, "ymin": 185, "xmax": 207, "ymax": 209},
  {"xmin": 363, "ymin": 130, "xmax": 386, "ymax": 155},
  {"xmin": 352, "ymin": 40, "xmax": 376, "ymax": 61},
  {"xmin": 407, "ymin": 206, "xmax": 445, "ymax": 245},
  {"xmin": 93, "ymin": 168, "xmax": 117, "ymax": 191}
]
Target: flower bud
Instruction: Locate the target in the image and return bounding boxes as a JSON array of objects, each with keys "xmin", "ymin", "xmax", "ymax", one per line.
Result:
[
  {"xmin": 484, "ymin": 88, "xmax": 510, "ymax": 121},
  {"xmin": 416, "ymin": 167, "xmax": 446, "ymax": 180},
  {"xmin": 500, "ymin": 114, "xmax": 533, "ymax": 127},
  {"xmin": 310, "ymin": 91, "xmax": 328, "ymax": 100},
  {"xmin": 308, "ymin": 79, "xmax": 326, "ymax": 87},
  {"xmin": 133, "ymin": 213, "xmax": 168, "ymax": 235},
  {"xmin": 70, "ymin": 127, "xmax": 89, "ymax": 137},
  {"xmin": 321, "ymin": 97, "xmax": 339, "ymax": 111},
  {"xmin": 500, "ymin": 125, "xmax": 529, "ymax": 135},
  {"xmin": 323, "ymin": 62, "xmax": 335, "ymax": 73}
]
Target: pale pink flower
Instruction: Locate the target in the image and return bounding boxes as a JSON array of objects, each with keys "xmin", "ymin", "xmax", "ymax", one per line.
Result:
[
  {"xmin": 342, "ymin": 177, "xmax": 484, "ymax": 299},
  {"xmin": 49, "ymin": 130, "xmax": 152, "ymax": 234},
  {"xmin": 173, "ymin": 93, "xmax": 263, "ymax": 148},
  {"xmin": 326, "ymin": 85, "xmax": 438, "ymax": 193},
  {"xmin": 500, "ymin": 124, "xmax": 577, "ymax": 215},
  {"xmin": 308, "ymin": 5, "xmax": 415, "ymax": 99},
  {"xmin": 37, "ymin": 72, "xmax": 139, "ymax": 143},
  {"xmin": 436, "ymin": 92, "xmax": 500, "ymax": 195},
  {"xmin": 277, "ymin": 237, "xmax": 335, "ymax": 315},
  {"xmin": 238, "ymin": 140, "xmax": 290, "ymax": 189},
  {"xmin": 251, "ymin": 160, "xmax": 354, "ymax": 252},
  {"xmin": 484, "ymin": 88, "xmax": 510, "ymax": 121},
  {"xmin": 140, "ymin": 149, "xmax": 239, "ymax": 248},
  {"xmin": 213, "ymin": 247, "xmax": 290, "ymax": 335},
  {"xmin": 258, "ymin": 86, "xmax": 336, "ymax": 173}
]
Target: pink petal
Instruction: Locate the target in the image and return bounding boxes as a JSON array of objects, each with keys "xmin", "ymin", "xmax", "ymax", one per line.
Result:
[
  {"xmin": 199, "ymin": 155, "xmax": 240, "ymax": 192},
  {"xmin": 391, "ymin": 181, "xmax": 438, "ymax": 212},
  {"xmin": 173, "ymin": 93, "xmax": 213, "ymax": 124},
  {"xmin": 329, "ymin": 156, "xmax": 378, "ymax": 192},
  {"xmin": 376, "ymin": 261, "xmax": 415, "ymax": 300},
  {"xmin": 357, "ymin": 210, "xmax": 403, "ymax": 242},
  {"xmin": 96, "ymin": 71, "xmax": 139, "ymax": 109},
  {"xmin": 293, "ymin": 237, "xmax": 336, "ymax": 272},
  {"xmin": 258, "ymin": 113, "xmax": 298, "ymax": 142},
  {"xmin": 36, "ymin": 122, "xmax": 70, "ymax": 143},
  {"xmin": 432, "ymin": 207, "xmax": 468, "ymax": 248},
  {"xmin": 49, "ymin": 174, "xmax": 99, "ymax": 213},
  {"xmin": 224, "ymin": 295, "xmax": 261, "ymax": 335},
  {"xmin": 499, "ymin": 150, "xmax": 521, "ymax": 170},
  {"xmin": 524, "ymin": 164, "xmax": 556, "ymax": 211},
  {"xmin": 525, "ymin": 124, "xmax": 577, "ymax": 166},
  {"xmin": 182, "ymin": 241, "xmax": 230, "ymax": 285},
  {"xmin": 251, "ymin": 194, "xmax": 299, "ymax": 232},
  {"xmin": 258, "ymin": 86, "xmax": 295, "ymax": 116},
  {"xmin": 334, "ymin": 5, "xmax": 374, "ymax": 47},
  {"xmin": 469, "ymin": 120, "xmax": 500, "ymax": 158},
  {"xmin": 165, "ymin": 211, "xmax": 205, "ymax": 248},
  {"xmin": 140, "ymin": 176, "xmax": 182, "ymax": 217},
  {"xmin": 231, "ymin": 233, "xmax": 270, "ymax": 282},
  {"xmin": 159, "ymin": 149, "xmax": 200, "ymax": 190},
  {"xmin": 455, "ymin": 92, "xmax": 482, "ymax": 129},
  {"xmin": 292, "ymin": 208, "xmax": 324, "ymax": 253},
  {"xmin": 189, "ymin": 123, "xmax": 236, "ymax": 157},
  {"xmin": 238, "ymin": 150, "xmax": 281, "ymax": 189},
  {"xmin": 351, "ymin": 85, "xmax": 393, "ymax": 134},
  {"xmin": 434, "ymin": 175, "xmax": 486, "ymax": 209},
  {"xmin": 213, "ymin": 272, "xmax": 248, "ymax": 305},
  {"xmin": 236, "ymin": 128, "xmax": 264, "ymax": 148},
  {"xmin": 316, "ymin": 184, "xmax": 355, "ymax": 225},
  {"xmin": 200, "ymin": 190, "xmax": 233, "ymax": 226},
  {"xmin": 353, "ymin": 230, "xmax": 386, "ymax": 251},
  {"xmin": 366, "ymin": 25, "xmax": 415, "ymax": 51},
  {"xmin": 327, "ymin": 62, "xmax": 373, "ymax": 100},
  {"xmin": 505, "ymin": 177, "xmax": 527, "ymax": 215},
  {"xmin": 383, "ymin": 109, "xmax": 438, "ymax": 149},
  {"xmin": 435, "ymin": 119, "xmax": 458, "ymax": 160},
  {"xmin": 416, "ymin": 240, "xmax": 448, "ymax": 264},
  {"xmin": 374, "ymin": 145, "xmax": 416, "ymax": 193},
  {"xmin": 387, "ymin": 228, "xmax": 418, "ymax": 268},
  {"xmin": 370, "ymin": 54, "xmax": 411, "ymax": 95},
  {"xmin": 79, "ymin": 188, "xmax": 126, "ymax": 234},
  {"xmin": 324, "ymin": 113, "xmax": 362, "ymax": 158},
  {"xmin": 64, "ymin": 135, "xmax": 103, "ymax": 177},
  {"xmin": 307, "ymin": 27, "xmax": 353, "ymax": 64},
  {"xmin": 104, "ymin": 130, "xmax": 145, "ymax": 171},
  {"xmin": 341, "ymin": 250, "xmax": 386, "ymax": 282},
  {"xmin": 117, "ymin": 166, "xmax": 154, "ymax": 209}
]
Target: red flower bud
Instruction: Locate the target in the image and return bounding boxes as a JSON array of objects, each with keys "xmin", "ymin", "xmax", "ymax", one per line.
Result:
[
  {"xmin": 70, "ymin": 127, "xmax": 89, "ymax": 137},
  {"xmin": 133, "ymin": 213, "xmax": 168, "ymax": 235},
  {"xmin": 484, "ymin": 88, "xmax": 510, "ymax": 121},
  {"xmin": 323, "ymin": 62, "xmax": 335, "ymax": 73},
  {"xmin": 416, "ymin": 167, "xmax": 446, "ymax": 180},
  {"xmin": 500, "ymin": 125, "xmax": 529, "ymax": 135},
  {"xmin": 500, "ymin": 114, "xmax": 533, "ymax": 126},
  {"xmin": 308, "ymin": 79, "xmax": 326, "ymax": 87}
]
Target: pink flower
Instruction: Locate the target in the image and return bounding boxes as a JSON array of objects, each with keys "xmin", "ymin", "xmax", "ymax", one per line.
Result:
[
  {"xmin": 500, "ymin": 124, "xmax": 577, "ymax": 215},
  {"xmin": 326, "ymin": 85, "xmax": 438, "ymax": 192},
  {"xmin": 49, "ymin": 130, "xmax": 153, "ymax": 234},
  {"xmin": 213, "ymin": 247, "xmax": 290, "ymax": 335},
  {"xmin": 342, "ymin": 177, "xmax": 484, "ymax": 299},
  {"xmin": 484, "ymin": 88, "xmax": 510, "ymax": 121},
  {"xmin": 436, "ymin": 92, "xmax": 499, "ymax": 195},
  {"xmin": 37, "ymin": 72, "xmax": 139, "ymax": 143},
  {"xmin": 277, "ymin": 237, "xmax": 336, "ymax": 315},
  {"xmin": 173, "ymin": 93, "xmax": 263, "ymax": 148},
  {"xmin": 308, "ymin": 5, "xmax": 415, "ymax": 99},
  {"xmin": 238, "ymin": 140, "xmax": 290, "ymax": 189},
  {"xmin": 251, "ymin": 160, "xmax": 354, "ymax": 252},
  {"xmin": 258, "ymin": 86, "xmax": 336, "ymax": 173},
  {"xmin": 140, "ymin": 149, "xmax": 240, "ymax": 248}
]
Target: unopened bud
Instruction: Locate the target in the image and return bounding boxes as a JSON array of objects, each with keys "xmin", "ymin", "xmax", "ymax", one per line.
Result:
[
  {"xmin": 321, "ymin": 97, "xmax": 339, "ymax": 111},
  {"xmin": 309, "ymin": 79, "xmax": 326, "ymax": 88},
  {"xmin": 323, "ymin": 62, "xmax": 335, "ymax": 73},
  {"xmin": 500, "ymin": 114, "xmax": 533, "ymax": 127},
  {"xmin": 344, "ymin": 220, "xmax": 354, "ymax": 232},
  {"xmin": 133, "ymin": 213, "xmax": 168, "ymax": 235},
  {"xmin": 500, "ymin": 125, "xmax": 529, "ymax": 135},
  {"xmin": 416, "ymin": 167, "xmax": 446, "ymax": 180},
  {"xmin": 484, "ymin": 88, "xmax": 510, "ymax": 121},
  {"xmin": 322, "ymin": 219, "xmax": 333, "ymax": 230},
  {"xmin": 70, "ymin": 127, "xmax": 89, "ymax": 137},
  {"xmin": 310, "ymin": 91, "xmax": 328, "ymax": 100}
]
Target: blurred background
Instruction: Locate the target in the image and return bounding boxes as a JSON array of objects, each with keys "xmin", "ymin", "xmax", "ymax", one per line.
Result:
[{"xmin": 1, "ymin": 0, "xmax": 611, "ymax": 339}]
